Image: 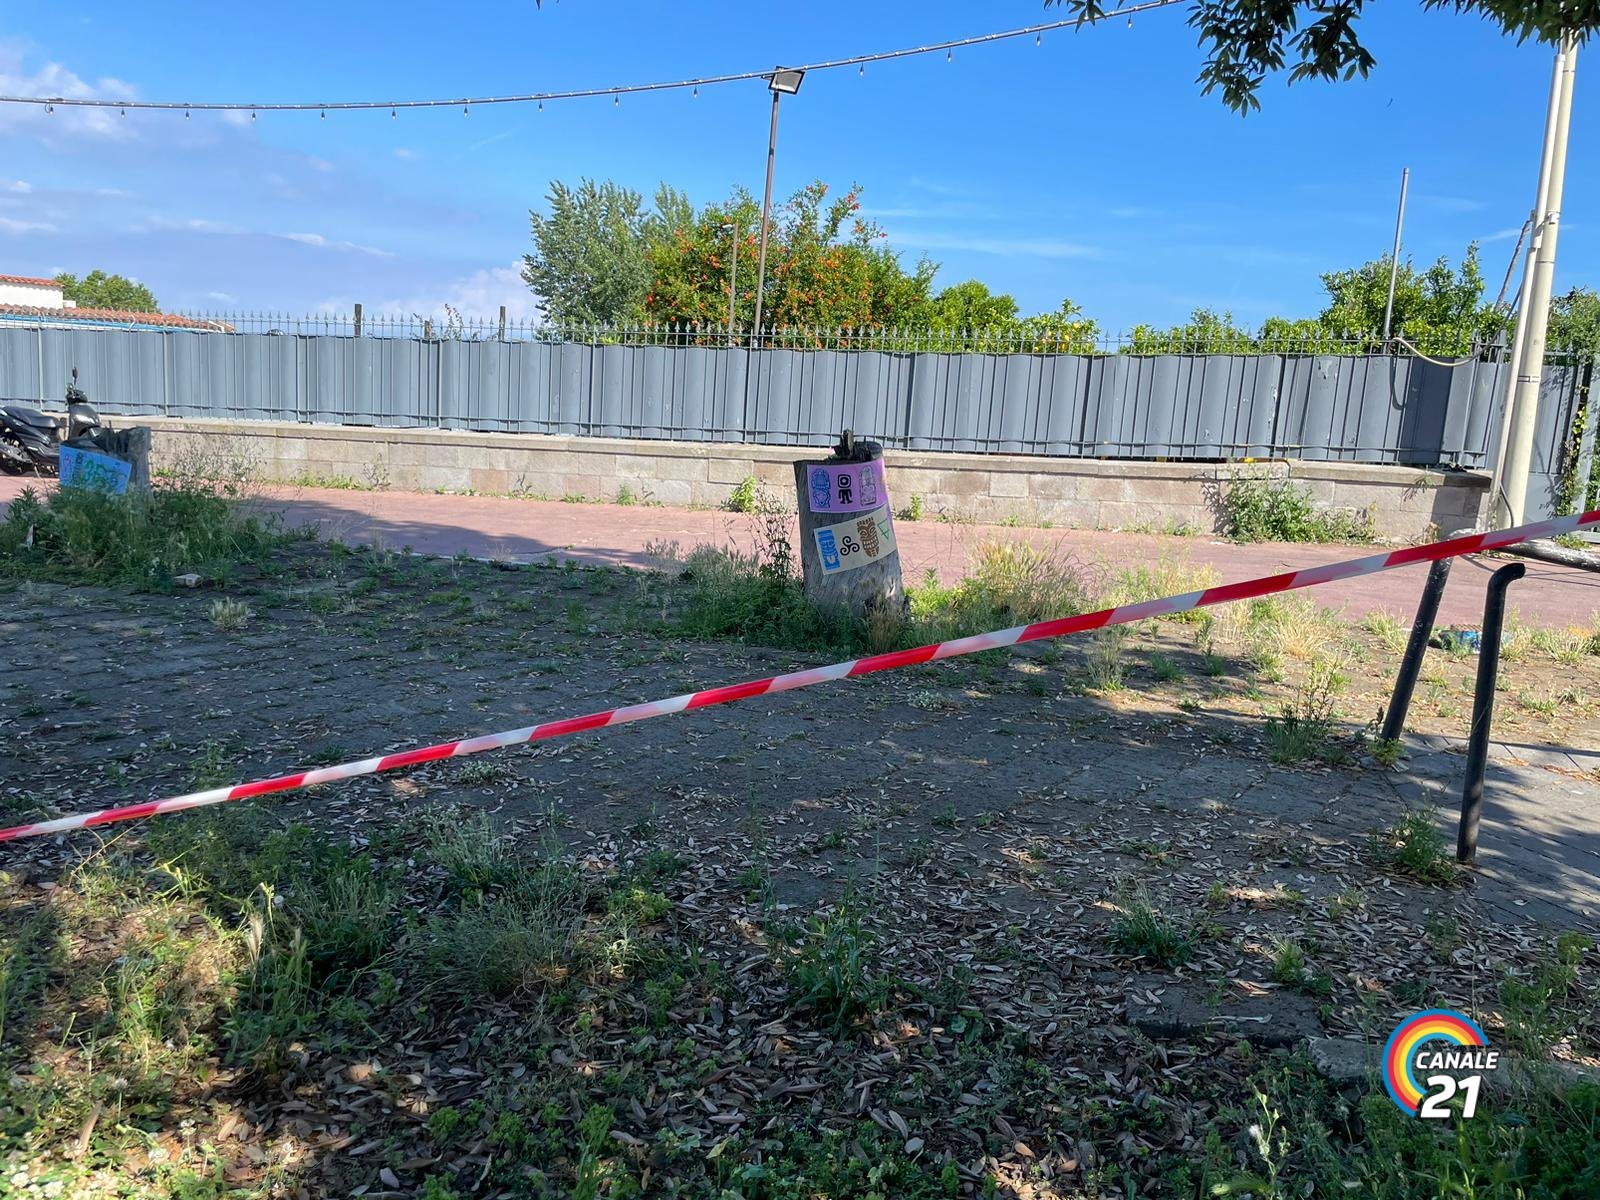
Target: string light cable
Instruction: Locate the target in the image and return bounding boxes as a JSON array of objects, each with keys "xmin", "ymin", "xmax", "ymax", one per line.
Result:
[{"xmin": 0, "ymin": 1, "xmax": 1184, "ymax": 117}]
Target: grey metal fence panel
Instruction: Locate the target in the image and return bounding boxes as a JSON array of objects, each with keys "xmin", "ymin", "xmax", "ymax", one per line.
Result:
[
  {"xmin": 1576, "ymin": 361, "xmax": 1599, "ymax": 515},
  {"xmin": 837, "ymin": 350, "xmax": 905, "ymax": 448},
  {"xmin": 1080, "ymin": 354, "xmax": 1131, "ymax": 457},
  {"xmin": 1527, "ymin": 364, "xmax": 1583, "ymax": 517},
  {"xmin": 989, "ymin": 356, "xmax": 1037, "ymax": 454},
  {"xmin": 0, "ymin": 328, "xmax": 43, "ymax": 400},
  {"xmin": 3, "ymin": 322, "xmax": 1588, "ymax": 517},
  {"xmin": 553, "ymin": 343, "xmax": 587, "ymax": 437},
  {"xmin": 1278, "ymin": 355, "xmax": 1366, "ymax": 462}
]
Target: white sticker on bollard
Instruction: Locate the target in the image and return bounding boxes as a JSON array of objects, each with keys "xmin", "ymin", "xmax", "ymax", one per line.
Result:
[{"xmin": 814, "ymin": 507, "xmax": 897, "ymax": 574}]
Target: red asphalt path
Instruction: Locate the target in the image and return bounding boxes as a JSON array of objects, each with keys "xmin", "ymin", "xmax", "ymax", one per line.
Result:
[{"xmin": 3, "ymin": 477, "xmax": 1596, "ymax": 629}]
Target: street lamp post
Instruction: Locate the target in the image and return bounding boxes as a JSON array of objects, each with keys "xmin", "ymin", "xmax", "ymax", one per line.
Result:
[
  {"xmin": 751, "ymin": 67, "xmax": 803, "ymax": 347},
  {"xmin": 720, "ymin": 222, "xmax": 738, "ymax": 346}
]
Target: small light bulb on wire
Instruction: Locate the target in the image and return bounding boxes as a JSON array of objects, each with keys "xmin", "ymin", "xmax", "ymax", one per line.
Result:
[
  {"xmin": 185, "ymin": 107, "xmax": 190, "ymax": 119},
  {"xmin": 463, "ymin": 103, "xmax": 469, "ymax": 116},
  {"xmin": 946, "ymin": 49, "xmax": 953, "ymax": 62},
  {"xmin": 320, "ymin": 109, "xmax": 326, "ymax": 120},
  {"xmin": 1036, "ymin": 33, "xmax": 1042, "ymax": 46},
  {"xmin": 692, "ymin": 85, "xmax": 699, "ymax": 98},
  {"xmin": 45, "ymin": 103, "xmax": 53, "ymax": 114},
  {"xmin": 858, "ymin": 64, "xmax": 865, "ymax": 76},
  {"xmin": 251, "ymin": 110, "xmax": 256, "ymax": 121},
  {"xmin": 538, "ymin": 100, "xmax": 543, "ymax": 112},
  {"xmin": 614, "ymin": 93, "xmax": 619, "ymax": 106},
  {"xmin": 390, "ymin": 107, "xmax": 396, "ymax": 119}
]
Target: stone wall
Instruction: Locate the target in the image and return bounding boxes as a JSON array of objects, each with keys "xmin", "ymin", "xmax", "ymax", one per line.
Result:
[{"xmin": 145, "ymin": 418, "xmax": 1489, "ymax": 542}]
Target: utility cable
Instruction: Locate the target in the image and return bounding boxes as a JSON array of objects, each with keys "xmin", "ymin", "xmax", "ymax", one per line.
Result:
[{"xmin": 0, "ymin": 0, "xmax": 1183, "ymax": 116}]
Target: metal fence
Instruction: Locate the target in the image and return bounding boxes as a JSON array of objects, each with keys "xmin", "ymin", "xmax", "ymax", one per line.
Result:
[
  {"xmin": 141, "ymin": 312, "xmax": 1496, "ymax": 357},
  {"xmin": 0, "ymin": 317, "xmax": 1591, "ymax": 517}
]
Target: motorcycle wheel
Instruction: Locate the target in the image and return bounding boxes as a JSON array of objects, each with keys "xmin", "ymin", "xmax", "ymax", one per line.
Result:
[{"xmin": 0, "ymin": 436, "xmax": 46, "ymax": 476}]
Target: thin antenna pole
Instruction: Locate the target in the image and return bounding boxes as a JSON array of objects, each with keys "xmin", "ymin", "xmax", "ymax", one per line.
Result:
[{"xmin": 1380, "ymin": 167, "xmax": 1410, "ymax": 347}]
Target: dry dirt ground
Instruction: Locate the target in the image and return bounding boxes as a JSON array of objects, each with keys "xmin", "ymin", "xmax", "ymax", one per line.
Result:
[{"xmin": 2, "ymin": 536, "xmax": 1598, "ymax": 1199}]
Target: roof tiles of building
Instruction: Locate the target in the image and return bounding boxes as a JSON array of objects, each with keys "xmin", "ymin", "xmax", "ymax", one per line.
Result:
[{"xmin": 0, "ymin": 305, "xmax": 230, "ymax": 330}]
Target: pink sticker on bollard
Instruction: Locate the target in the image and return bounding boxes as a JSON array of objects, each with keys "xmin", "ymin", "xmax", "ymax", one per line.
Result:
[{"xmin": 807, "ymin": 459, "xmax": 886, "ymax": 513}]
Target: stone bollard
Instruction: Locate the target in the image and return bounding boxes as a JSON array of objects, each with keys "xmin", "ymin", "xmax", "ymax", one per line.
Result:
[{"xmin": 792, "ymin": 430, "xmax": 906, "ymax": 620}]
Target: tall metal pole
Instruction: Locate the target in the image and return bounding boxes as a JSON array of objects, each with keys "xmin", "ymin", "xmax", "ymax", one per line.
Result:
[
  {"xmin": 1492, "ymin": 44, "xmax": 1568, "ymax": 527},
  {"xmin": 1501, "ymin": 37, "xmax": 1579, "ymax": 528},
  {"xmin": 751, "ymin": 90, "xmax": 781, "ymax": 348},
  {"xmin": 1380, "ymin": 167, "xmax": 1410, "ymax": 347}
]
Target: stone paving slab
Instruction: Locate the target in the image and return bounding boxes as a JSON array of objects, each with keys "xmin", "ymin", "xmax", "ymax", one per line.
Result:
[{"xmin": 1396, "ymin": 734, "xmax": 1600, "ymax": 930}]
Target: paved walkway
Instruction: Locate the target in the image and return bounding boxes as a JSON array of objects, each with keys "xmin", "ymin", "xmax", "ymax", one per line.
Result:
[{"xmin": 4, "ymin": 477, "xmax": 1597, "ymax": 628}]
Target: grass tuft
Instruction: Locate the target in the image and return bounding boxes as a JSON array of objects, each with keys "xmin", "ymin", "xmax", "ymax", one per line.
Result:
[
  {"xmin": 1108, "ymin": 891, "xmax": 1194, "ymax": 967},
  {"xmin": 0, "ymin": 478, "xmax": 283, "ymax": 589},
  {"xmin": 1375, "ymin": 811, "xmax": 1459, "ymax": 887}
]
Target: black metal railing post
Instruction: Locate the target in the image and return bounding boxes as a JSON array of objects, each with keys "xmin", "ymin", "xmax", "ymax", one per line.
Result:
[
  {"xmin": 1380, "ymin": 558, "xmax": 1454, "ymax": 743},
  {"xmin": 1457, "ymin": 562, "xmax": 1526, "ymax": 864}
]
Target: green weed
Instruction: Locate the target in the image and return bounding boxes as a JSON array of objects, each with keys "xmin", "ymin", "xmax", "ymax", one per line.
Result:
[
  {"xmin": 781, "ymin": 904, "xmax": 891, "ymax": 1034},
  {"xmin": 725, "ymin": 475, "xmax": 759, "ymax": 513},
  {"xmin": 0, "ymin": 478, "xmax": 283, "ymax": 589},
  {"xmin": 1108, "ymin": 891, "xmax": 1194, "ymax": 967},
  {"xmin": 1375, "ymin": 811, "xmax": 1459, "ymax": 887},
  {"xmin": 1221, "ymin": 473, "xmax": 1376, "ymax": 544}
]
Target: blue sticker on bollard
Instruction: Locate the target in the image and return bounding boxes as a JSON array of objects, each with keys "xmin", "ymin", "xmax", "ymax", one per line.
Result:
[
  {"xmin": 816, "ymin": 528, "xmax": 842, "ymax": 572},
  {"xmin": 59, "ymin": 446, "xmax": 132, "ymax": 494}
]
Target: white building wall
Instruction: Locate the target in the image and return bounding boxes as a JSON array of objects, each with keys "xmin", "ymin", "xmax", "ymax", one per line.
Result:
[{"xmin": 0, "ymin": 279, "xmax": 65, "ymax": 307}]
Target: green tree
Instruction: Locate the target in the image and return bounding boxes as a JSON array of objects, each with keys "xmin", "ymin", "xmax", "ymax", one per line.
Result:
[
  {"xmin": 1017, "ymin": 300, "xmax": 1101, "ymax": 353},
  {"xmin": 1547, "ymin": 287, "xmax": 1600, "ymax": 355},
  {"xmin": 1127, "ymin": 308, "xmax": 1258, "ymax": 354},
  {"xmin": 522, "ymin": 179, "xmax": 654, "ymax": 324},
  {"xmin": 640, "ymin": 181, "xmax": 937, "ymax": 340},
  {"xmin": 1316, "ymin": 244, "xmax": 1508, "ymax": 354},
  {"xmin": 1045, "ymin": 3, "xmax": 1599, "ymax": 113},
  {"xmin": 54, "ymin": 270, "xmax": 158, "ymax": 312},
  {"xmin": 926, "ymin": 280, "xmax": 1020, "ymax": 332}
]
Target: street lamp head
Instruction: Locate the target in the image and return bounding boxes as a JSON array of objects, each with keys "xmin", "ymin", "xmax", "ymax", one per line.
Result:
[{"xmin": 768, "ymin": 68, "xmax": 805, "ymax": 96}]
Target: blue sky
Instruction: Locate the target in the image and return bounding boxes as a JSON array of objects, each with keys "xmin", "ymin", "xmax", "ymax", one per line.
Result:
[{"xmin": 0, "ymin": 1, "xmax": 1592, "ymax": 331}]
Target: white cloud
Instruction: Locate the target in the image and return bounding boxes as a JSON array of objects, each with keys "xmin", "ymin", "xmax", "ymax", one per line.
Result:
[
  {"xmin": 221, "ymin": 110, "xmax": 253, "ymax": 128},
  {"xmin": 135, "ymin": 215, "xmax": 242, "ymax": 234},
  {"xmin": 330, "ymin": 264, "xmax": 544, "ymax": 323},
  {"xmin": 1484, "ymin": 226, "xmax": 1526, "ymax": 242},
  {"xmin": 0, "ymin": 216, "xmax": 56, "ymax": 234},
  {"xmin": 306, "ymin": 157, "xmax": 334, "ymax": 173},
  {"xmin": 279, "ymin": 231, "xmax": 395, "ymax": 258},
  {"xmin": 206, "ymin": 291, "xmax": 236, "ymax": 303},
  {"xmin": 8, "ymin": 180, "xmax": 33, "ymax": 194},
  {"xmin": 394, "ymin": 147, "xmax": 421, "ymax": 160},
  {"xmin": 0, "ymin": 42, "xmax": 139, "ymax": 140}
]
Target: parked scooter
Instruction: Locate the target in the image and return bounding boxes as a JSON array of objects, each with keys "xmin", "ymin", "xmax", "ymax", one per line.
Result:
[{"xmin": 0, "ymin": 369, "xmax": 104, "ymax": 475}]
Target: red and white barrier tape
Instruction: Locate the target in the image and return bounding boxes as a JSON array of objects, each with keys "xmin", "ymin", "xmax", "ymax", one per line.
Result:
[{"xmin": 4, "ymin": 508, "xmax": 1597, "ymax": 843}]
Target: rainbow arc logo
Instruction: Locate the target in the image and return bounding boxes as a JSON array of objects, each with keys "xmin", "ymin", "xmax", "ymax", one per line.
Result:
[{"xmin": 1382, "ymin": 1009, "xmax": 1498, "ymax": 1118}]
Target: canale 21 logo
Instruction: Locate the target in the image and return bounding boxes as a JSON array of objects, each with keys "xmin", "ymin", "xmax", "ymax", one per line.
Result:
[{"xmin": 1381, "ymin": 1009, "xmax": 1499, "ymax": 1119}]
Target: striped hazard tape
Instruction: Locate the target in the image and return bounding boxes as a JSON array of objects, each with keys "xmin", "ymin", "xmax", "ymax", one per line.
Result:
[{"xmin": 3, "ymin": 507, "xmax": 1597, "ymax": 843}]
